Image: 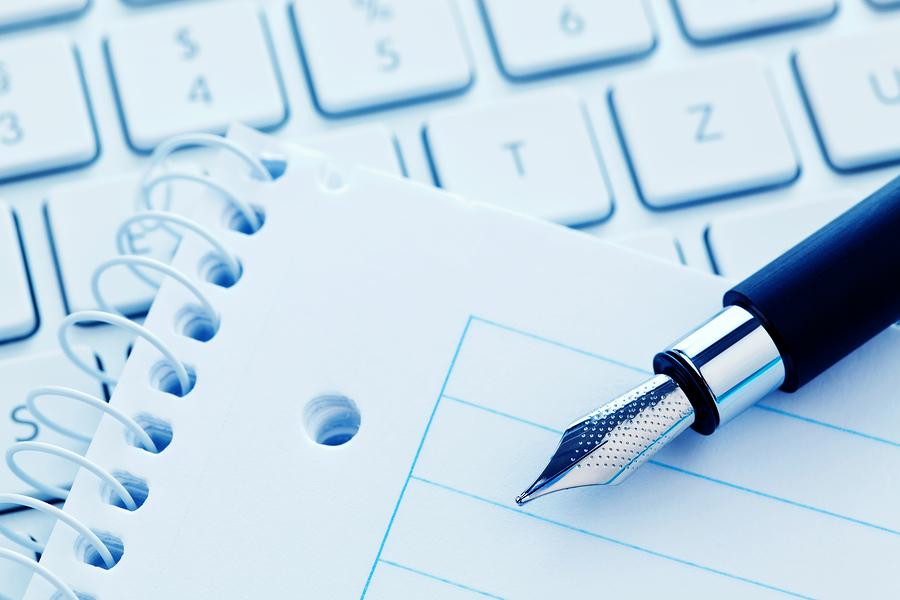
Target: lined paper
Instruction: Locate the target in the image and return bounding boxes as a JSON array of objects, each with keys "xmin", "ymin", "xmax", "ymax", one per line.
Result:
[
  {"xmin": 26, "ymin": 130, "xmax": 898, "ymax": 600},
  {"xmin": 367, "ymin": 317, "xmax": 900, "ymax": 599}
]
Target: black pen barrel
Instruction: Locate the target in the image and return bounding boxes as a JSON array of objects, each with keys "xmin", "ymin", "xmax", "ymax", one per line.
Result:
[{"xmin": 724, "ymin": 176, "xmax": 900, "ymax": 392}]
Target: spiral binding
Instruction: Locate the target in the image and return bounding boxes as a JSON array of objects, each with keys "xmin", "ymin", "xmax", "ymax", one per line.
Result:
[{"xmin": 0, "ymin": 132, "xmax": 273, "ymax": 599}]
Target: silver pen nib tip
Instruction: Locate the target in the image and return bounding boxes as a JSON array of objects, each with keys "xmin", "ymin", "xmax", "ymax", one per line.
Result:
[
  {"xmin": 516, "ymin": 476, "xmax": 559, "ymax": 506},
  {"xmin": 515, "ymin": 374, "xmax": 694, "ymax": 505}
]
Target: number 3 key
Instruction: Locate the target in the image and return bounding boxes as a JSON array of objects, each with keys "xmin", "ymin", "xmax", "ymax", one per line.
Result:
[{"xmin": 0, "ymin": 34, "xmax": 97, "ymax": 182}]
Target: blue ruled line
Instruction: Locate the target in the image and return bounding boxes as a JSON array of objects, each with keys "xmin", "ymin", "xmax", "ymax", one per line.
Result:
[
  {"xmin": 469, "ymin": 316, "xmax": 650, "ymax": 374},
  {"xmin": 442, "ymin": 394, "xmax": 900, "ymax": 538},
  {"xmin": 651, "ymin": 462, "xmax": 900, "ymax": 537},
  {"xmin": 472, "ymin": 316, "xmax": 898, "ymax": 448},
  {"xmin": 378, "ymin": 559, "xmax": 506, "ymax": 599},
  {"xmin": 442, "ymin": 395, "xmax": 562, "ymax": 434},
  {"xmin": 754, "ymin": 404, "xmax": 900, "ymax": 448},
  {"xmin": 410, "ymin": 476, "xmax": 812, "ymax": 600},
  {"xmin": 361, "ymin": 317, "xmax": 473, "ymax": 598},
  {"xmin": 363, "ymin": 316, "xmax": 895, "ymax": 599}
]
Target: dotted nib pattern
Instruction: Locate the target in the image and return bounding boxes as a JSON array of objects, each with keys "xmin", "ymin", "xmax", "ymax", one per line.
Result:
[
  {"xmin": 518, "ymin": 374, "xmax": 695, "ymax": 504},
  {"xmin": 563, "ymin": 375, "xmax": 695, "ymax": 483}
]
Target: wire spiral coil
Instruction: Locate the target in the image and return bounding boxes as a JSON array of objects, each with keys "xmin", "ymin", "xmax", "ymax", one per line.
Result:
[{"xmin": 0, "ymin": 133, "xmax": 273, "ymax": 599}]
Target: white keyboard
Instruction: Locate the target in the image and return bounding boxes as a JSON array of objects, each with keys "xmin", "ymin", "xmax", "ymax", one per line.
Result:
[{"xmin": 1, "ymin": 0, "xmax": 899, "ymax": 588}]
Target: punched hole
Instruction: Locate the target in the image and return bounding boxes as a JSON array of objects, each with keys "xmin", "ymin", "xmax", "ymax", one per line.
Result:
[
  {"xmin": 131, "ymin": 414, "xmax": 173, "ymax": 453},
  {"xmin": 77, "ymin": 532, "xmax": 124, "ymax": 569},
  {"xmin": 176, "ymin": 305, "xmax": 219, "ymax": 342},
  {"xmin": 259, "ymin": 153, "xmax": 287, "ymax": 180},
  {"xmin": 150, "ymin": 362, "xmax": 195, "ymax": 397},
  {"xmin": 104, "ymin": 472, "xmax": 149, "ymax": 510},
  {"xmin": 224, "ymin": 205, "xmax": 265, "ymax": 235},
  {"xmin": 199, "ymin": 253, "xmax": 242, "ymax": 288},
  {"xmin": 304, "ymin": 395, "xmax": 361, "ymax": 447}
]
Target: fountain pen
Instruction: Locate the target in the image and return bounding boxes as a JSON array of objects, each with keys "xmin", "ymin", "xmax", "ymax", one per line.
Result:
[{"xmin": 517, "ymin": 176, "xmax": 900, "ymax": 505}]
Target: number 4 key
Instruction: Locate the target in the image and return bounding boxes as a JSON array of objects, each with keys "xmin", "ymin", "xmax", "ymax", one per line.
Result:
[{"xmin": 105, "ymin": 1, "xmax": 287, "ymax": 152}]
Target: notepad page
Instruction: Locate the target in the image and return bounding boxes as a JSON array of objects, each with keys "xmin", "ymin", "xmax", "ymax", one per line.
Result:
[
  {"xmin": 26, "ymin": 130, "xmax": 900, "ymax": 599},
  {"xmin": 367, "ymin": 320, "xmax": 900, "ymax": 600}
]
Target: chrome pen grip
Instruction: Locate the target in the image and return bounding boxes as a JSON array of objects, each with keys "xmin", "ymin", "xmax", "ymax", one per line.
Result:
[{"xmin": 653, "ymin": 305, "xmax": 785, "ymax": 434}]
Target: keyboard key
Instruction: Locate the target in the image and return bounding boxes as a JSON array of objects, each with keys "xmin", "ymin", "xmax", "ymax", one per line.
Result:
[
  {"xmin": 46, "ymin": 174, "xmax": 181, "ymax": 315},
  {"xmin": 480, "ymin": 0, "xmax": 655, "ymax": 79},
  {"xmin": 292, "ymin": 0, "xmax": 473, "ymax": 116},
  {"xmin": 611, "ymin": 55, "xmax": 799, "ymax": 208},
  {"xmin": 121, "ymin": 0, "xmax": 188, "ymax": 5},
  {"xmin": 0, "ymin": 203, "xmax": 36, "ymax": 342},
  {"xmin": 0, "ymin": 349, "xmax": 102, "ymax": 500},
  {"xmin": 425, "ymin": 90, "xmax": 612, "ymax": 225},
  {"xmin": 105, "ymin": 1, "xmax": 287, "ymax": 152},
  {"xmin": 673, "ymin": 0, "xmax": 837, "ymax": 43},
  {"xmin": 614, "ymin": 229, "xmax": 683, "ymax": 265},
  {"xmin": 795, "ymin": 27, "xmax": 900, "ymax": 171},
  {"xmin": 0, "ymin": 34, "xmax": 98, "ymax": 181},
  {"xmin": 0, "ymin": 0, "xmax": 88, "ymax": 30},
  {"xmin": 706, "ymin": 193, "xmax": 857, "ymax": 278},
  {"xmin": 298, "ymin": 123, "xmax": 405, "ymax": 176}
]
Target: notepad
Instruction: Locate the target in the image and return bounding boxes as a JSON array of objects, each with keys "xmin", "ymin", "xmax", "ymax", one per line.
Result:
[{"xmin": 20, "ymin": 127, "xmax": 900, "ymax": 599}]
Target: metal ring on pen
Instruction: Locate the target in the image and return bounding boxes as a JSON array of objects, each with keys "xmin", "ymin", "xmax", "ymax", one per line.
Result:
[
  {"xmin": 0, "ymin": 494, "xmax": 115, "ymax": 568},
  {"xmin": 116, "ymin": 210, "xmax": 241, "ymax": 287},
  {"xmin": 91, "ymin": 255, "xmax": 219, "ymax": 328},
  {"xmin": 0, "ymin": 548, "xmax": 78, "ymax": 600},
  {"xmin": 7, "ymin": 442, "xmax": 137, "ymax": 510},
  {"xmin": 59, "ymin": 310, "xmax": 190, "ymax": 392},
  {"xmin": 26, "ymin": 386, "xmax": 158, "ymax": 452},
  {"xmin": 140, "ymin": 171, "xmax": 262, "ymax": 233}
]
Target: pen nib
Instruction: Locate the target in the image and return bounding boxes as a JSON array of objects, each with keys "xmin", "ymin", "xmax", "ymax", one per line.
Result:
[{"xmin": 516, "ymin": 374, "xmax": 694, "ymax": 505}]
